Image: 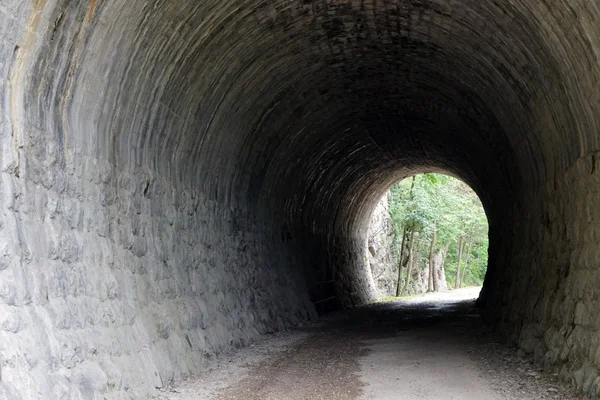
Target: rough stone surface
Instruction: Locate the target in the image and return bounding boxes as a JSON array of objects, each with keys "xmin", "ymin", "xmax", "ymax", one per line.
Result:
[
  {"xmin": 366, "ymin": 194, "xmax": 396, "ymax": 297},
  {"xmin": 485, "ymin": 154, "xmax": 600, "ymax": 397},
  {"xmin": 0, "ymin": 0, "xmax": 600, "ymax": 398},
  {"xmin": 0, "ymin": 159, "xmax": 315, "ymax": 399}
]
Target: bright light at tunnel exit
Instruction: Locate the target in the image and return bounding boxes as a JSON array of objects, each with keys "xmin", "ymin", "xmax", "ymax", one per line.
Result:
[{"xmin": 366, "ymin": 173, "xmax": 489, "ymax": 299}]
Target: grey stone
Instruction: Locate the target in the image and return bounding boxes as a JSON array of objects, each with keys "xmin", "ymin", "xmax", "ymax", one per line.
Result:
[{"xmin": 1, "ymin": 0, "xmax": 600, "ymax": 398}]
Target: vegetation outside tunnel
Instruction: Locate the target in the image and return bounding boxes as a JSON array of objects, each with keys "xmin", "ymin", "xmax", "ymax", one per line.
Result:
[{"xmin": 367, "ymin": 174, "xmax": 489, "ymax": 298}]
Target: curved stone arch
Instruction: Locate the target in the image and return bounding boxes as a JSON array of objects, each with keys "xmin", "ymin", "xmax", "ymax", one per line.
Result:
[{"xmin": 2, "ymin": 0, "xmax": 600, "ymax": 398}]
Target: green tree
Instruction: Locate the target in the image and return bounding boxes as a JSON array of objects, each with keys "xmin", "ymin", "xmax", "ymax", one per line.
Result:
[{"xmin": 385, "ymin": 173, "xmax": 488, "ymax": 295}]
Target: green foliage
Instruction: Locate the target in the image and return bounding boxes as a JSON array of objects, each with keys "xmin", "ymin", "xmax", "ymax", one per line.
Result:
[{"xmin": 387, "ymin": 174, "xmax": 489, "ymax": 286}]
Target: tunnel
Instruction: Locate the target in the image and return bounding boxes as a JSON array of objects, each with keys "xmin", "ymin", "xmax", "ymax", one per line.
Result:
[{"xmin": 1, "ymin": 0, "xmax": 600, "ymax": 398}]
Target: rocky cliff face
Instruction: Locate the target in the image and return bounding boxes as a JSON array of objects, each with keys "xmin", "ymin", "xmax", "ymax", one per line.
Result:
[{"xmin": 366, "ymin": 194, "xmax": 396, "ymax": 297}]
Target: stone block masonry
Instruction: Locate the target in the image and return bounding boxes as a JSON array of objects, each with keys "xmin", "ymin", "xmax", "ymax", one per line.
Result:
[
  {"xmin": 0, "ymin": 154, "xmax": 315, "ymax": 399},
  {"xmin": 486, "ymin": 153, "xmax": 600, "ymax": 395},
  {"xmin": 2, "ymin": 0, "xmax": 600, "ymax": 398}
]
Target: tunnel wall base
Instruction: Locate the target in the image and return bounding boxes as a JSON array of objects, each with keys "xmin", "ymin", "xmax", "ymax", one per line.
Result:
[
  {"xmin": 333, "ymin": 236, "xmax": 378, "ymax": 308},
  {"xmin": 0, "ymin": 151, "xmax": 316, "ymax": 399},
  {"xmin": 487, "ymin": 153, "xmax": 600, "ymax": 397}
]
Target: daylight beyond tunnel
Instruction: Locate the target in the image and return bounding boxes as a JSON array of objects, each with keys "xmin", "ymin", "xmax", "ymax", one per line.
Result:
[
  {"xmin": 1, "ymin": 1, "xmax": 600, "ymax": 398},
  {"xmin": 367, "ymin": 174, "xmax": 489, "ymax": 299}
]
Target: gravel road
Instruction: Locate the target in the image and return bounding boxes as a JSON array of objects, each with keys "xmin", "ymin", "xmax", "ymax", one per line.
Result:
[{"xmin": 158, "ymin": 288, "xmax": 586, "ymax": 400}]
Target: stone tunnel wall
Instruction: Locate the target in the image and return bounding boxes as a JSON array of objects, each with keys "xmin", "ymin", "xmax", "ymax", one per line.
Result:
[
  {"xmin": 485, "ymin": 153, "xmax": 600, "ymax": 395},
  {"xmin": 0, "ymin": 150, "xmax": 315, "ymax": 399},
  {"xmin": 2, "ymin": 0, "xmax": 600, "ymax": 398},
  {"xmin": 0, "ymin": 2, "xmax": 337, "ymax": 398}
]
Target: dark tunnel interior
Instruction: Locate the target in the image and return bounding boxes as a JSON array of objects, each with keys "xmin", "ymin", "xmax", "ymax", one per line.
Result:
[{"xmin": 1, "ymin": 0, "xmax": 600, "ymax": 398}]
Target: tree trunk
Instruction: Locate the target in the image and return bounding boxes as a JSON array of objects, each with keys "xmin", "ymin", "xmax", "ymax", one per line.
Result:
[
  {"xmin": 401, "ymin": 231, "xmax": 416, "ymax": 296},
  {"xmin": 427, "ymin": 223, "xmax": 437, "ymax": 292},
  {"xmin": 454, "ymin": 236, "xmax": 465, "ymax": 289},
  {"xmin": 395, "ymin": 177, "xmax": 416, "ymax": 297},
  {"xmin": 395, "ymin": 226, "xmax": 408, "ymax": 297},
  {"xmin": 442, "ymin": 244, "xmax": 449, "ymax": 265},
  {"xmin": 433, "ymin": 245, "xmax": 449, "ymax": 292},
  {"xmin": 460, "ymin": 239, "xmax": 473, "ymax": 288}
]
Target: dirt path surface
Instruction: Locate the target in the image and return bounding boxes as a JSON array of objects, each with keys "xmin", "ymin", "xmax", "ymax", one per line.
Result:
[{"xmin": 159, "ymin": 288, "xmax": 585, "ymax": 400}]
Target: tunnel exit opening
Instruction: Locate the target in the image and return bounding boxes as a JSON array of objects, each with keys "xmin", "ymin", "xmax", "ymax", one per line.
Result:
[{"xmin": 365, "ymin": 173, "xmax": 489, "ymax": 301}]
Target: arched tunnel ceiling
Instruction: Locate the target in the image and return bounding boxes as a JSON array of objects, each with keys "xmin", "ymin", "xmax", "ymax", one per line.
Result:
[
  {"xmin": 22, "ymin": 0, "xmax": 600, "ymax": 239},
  {"xmin": 4, "ymin": 1, "xmax": 600, "ymax": 397}
]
